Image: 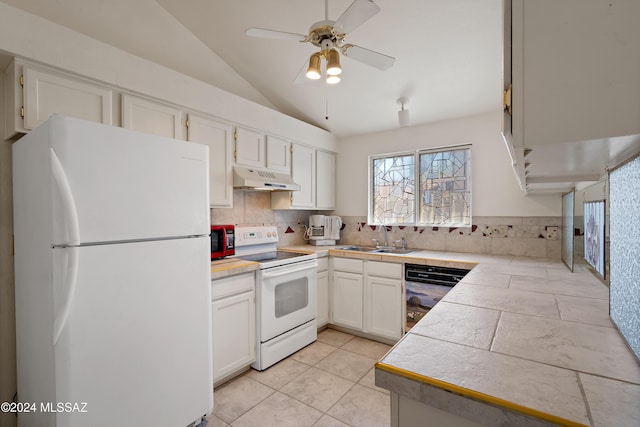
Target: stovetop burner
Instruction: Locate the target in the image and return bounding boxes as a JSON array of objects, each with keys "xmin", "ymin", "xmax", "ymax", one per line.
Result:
[
  {"xmin": 237, "ymin": 251, "xmax": 309, "ymax": 263},
  {"xmin": 234, "ymin": 226, "xmax": 317, "ymax": 269}
]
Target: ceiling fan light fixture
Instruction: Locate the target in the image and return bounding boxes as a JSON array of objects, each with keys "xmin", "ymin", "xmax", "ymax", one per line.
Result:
[
  {"xmin": 326, "ymin": 74, "xmax": 341, "ymax": 84},
  {"xmin": 306, "ymin": 53, "xmax": 322, "ymax": 80},
  {"xmin": 326, "ymin": 48, "xmax": 342, "ymax": 76}
]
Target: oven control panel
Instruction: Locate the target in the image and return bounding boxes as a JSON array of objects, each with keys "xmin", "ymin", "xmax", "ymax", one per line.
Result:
[{"xmin": 235, "ymin": 226, "xmax": 279, "ymax": 247}]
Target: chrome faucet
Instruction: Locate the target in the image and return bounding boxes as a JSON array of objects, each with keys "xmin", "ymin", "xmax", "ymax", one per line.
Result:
[
  {"xmin": 373, "ymin": 226, "xmax": 392, "ymax": 249},
  {"xmin": 393, "ymin": 237, "xmax": 406, "ymax": 249},
  {"xmin": 382, "ymin": 226, "xmax": 388, "ymax": 247}
]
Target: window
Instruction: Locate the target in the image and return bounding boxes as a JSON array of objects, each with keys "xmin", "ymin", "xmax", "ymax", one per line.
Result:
[
  {"xmin": 371, "ymin": 155, "xmax": 415, "ymax": 224},
  {"xmin": 369, "ymin": 146, "xmax": 471, "ymax": 226}
]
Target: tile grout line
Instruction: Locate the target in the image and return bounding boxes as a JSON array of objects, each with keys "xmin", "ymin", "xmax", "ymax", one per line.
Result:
[{"xmin": 214, "ymin": 331, "xmax": 391, "ymax": 427}]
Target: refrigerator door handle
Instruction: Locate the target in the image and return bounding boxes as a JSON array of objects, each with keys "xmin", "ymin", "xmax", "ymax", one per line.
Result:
[
  {"xmin": 50, "ymin": 148, "xmax": 81, "ymax": 245},
  {"xmin": 51, "ymin": 148, "xmax": 81, "ymax": 344}
]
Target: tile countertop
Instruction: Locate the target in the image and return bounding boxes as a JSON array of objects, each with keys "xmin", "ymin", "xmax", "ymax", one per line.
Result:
[
  {"xmin": 369, "ymin": 253, "xmax": 639, "ymax": 427},
  {"xmin": 280, "ymin": 244, "xmax": 479, "ymax": 270},
  {"xmin": 283, "ymin": 244, "xmax": 640, "ymax": 426},
  {"xmin": 210, "ymin": 257, "xmax": 259, "ymax": 280},
  {"xmin": 214, "ymin": 244, "xmax": 640, "ymax": 425}
]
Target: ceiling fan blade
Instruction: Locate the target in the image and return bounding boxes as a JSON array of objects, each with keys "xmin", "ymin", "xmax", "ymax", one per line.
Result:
[
  {"xmin": 245, "ymin": 27, "xmax": 306, "ymax": 42},
  {"xmin": 334, "ymin": 0, "xmax": 380, "ymax": 35},
  {"xmin": 294, "ymin": 60, "xmax": 309, "ymax": 84},
  {"xmin": 342, "ymin": 44, "xmax": 395, "ymax": 70}
]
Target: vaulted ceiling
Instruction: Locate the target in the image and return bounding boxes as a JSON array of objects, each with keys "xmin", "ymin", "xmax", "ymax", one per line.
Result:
[{"xmin": 2, "ymin": 0, "xmax": 504, "ymax": 137}]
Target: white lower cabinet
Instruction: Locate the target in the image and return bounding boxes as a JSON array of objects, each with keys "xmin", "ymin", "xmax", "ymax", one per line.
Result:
[
  {"xmin": 331, "ymin": 257, "xmax": 364, "ymax": 331},
  {"xmin": 211, "ymin": 272, "xmax": 256, "ymax": 385},
  {"xmin": 332, "ymin": 270, "xmax": 364, "ymax": 330},
  {"xmin": 317, "ymin": 256, "xmax": 330, "ymax": 327},
  {"xmin": 365, "ymin": 261, "xmax": 403, "ymax": 341},
  {"xmin": 330, "ymin": 257, "xmax": 403, "ymax": 341}
]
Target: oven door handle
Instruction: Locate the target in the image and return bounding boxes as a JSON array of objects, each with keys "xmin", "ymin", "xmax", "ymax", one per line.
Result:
[{"xmin": 261, "ymin": 262, "xmax": 318, "ymax": 279}]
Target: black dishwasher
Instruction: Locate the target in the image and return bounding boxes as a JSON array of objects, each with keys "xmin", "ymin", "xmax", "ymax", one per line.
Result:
[{"xmin": 405, "ymin": 263, "xmax": 470, "ymax": 331}]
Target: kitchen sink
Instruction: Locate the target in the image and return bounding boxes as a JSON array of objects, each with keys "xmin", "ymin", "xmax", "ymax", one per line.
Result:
[
  {"xmin": 337, "ymin": 246, "xmax": 416, "ymax": 255},
  {"xmin": 373, "ymin": 248, "xmax": 417, "ymax": 254},
  {"xmin": 338, "ymin": 245, "xmax": 378, "ymax": 252}
]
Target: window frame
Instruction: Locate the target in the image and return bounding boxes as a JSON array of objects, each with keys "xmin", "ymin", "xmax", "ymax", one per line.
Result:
[{"xmin": 368, "ymin": 144, "xmax": 472, "ymax": 227}]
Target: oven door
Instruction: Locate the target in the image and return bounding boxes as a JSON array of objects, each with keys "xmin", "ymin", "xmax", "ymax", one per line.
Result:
[{"xmin": 259, "ymin": 259, "xmax": 317, "ymax": 342}]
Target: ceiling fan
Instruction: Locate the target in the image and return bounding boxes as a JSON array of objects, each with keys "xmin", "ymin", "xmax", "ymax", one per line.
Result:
[{"xmin": 245, "ymin": 0, "xmax": 395, "ymax": 84}]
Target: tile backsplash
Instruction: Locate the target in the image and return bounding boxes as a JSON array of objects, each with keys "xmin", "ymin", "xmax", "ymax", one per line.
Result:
[
  {"xmin": 210, "ymin": 190, "xmax": 328, "ymax": 247},
  {"xmin": 339, "ymin": 216, "xmax": 561, "ymax": 259},
  {"xmin": 211, "ymin": 191, "xmax": 561, "ymax": 258}
]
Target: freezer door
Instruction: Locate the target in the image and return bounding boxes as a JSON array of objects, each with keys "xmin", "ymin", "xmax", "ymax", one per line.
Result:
[
  {"xmin": 50, "ymin": 237, "xmax": 212, "ymax": 427},
  {"xmin": 47, "ymin": 116, "xmax": 209, "ymax": 245}
]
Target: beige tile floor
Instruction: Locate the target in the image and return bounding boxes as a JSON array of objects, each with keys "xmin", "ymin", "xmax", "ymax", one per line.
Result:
[{"xmin": 206, "ymin": 329, "xmax": 392, "ymax": 427}]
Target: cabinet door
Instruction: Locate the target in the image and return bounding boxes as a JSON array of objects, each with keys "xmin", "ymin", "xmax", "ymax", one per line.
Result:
[
  {"xmin": 187, "ymin": 114, "xmax": 233, "ymax": 208},
  {"xmin": 212, "ymin": 290, "xmax": 256, "ymax": 384},
  {"xmin": 235, "ymin": 127, "xmax": 265, "ymax": 168},
  {"xmin": 23, "ymin": 66, "xmax": 112, "ymax": 130},
  {"xmin": 365, "ymin": 275, "xmax": 403, "ymax": 341},
  {"xmin": 316, "ymin": 150, "xmax": 336, "ymax": 210},
  {"xmin": 122, "ymin": 94, "xmax": 183, "ymax": 139},
  {"xmin": 266, "ymin": 135, "xmax": 291, "ymax": 173},
  {"xmin": 317, "ymin": 269, "xmax": 329, "ymax": 327},
  {"xmin": 332, "ymin": 271, "xmax": 363, "ymax": 330},
  {"xmin": 514, "ymin": 0, "xmax": 640, "ymax": 145},
  {"xmin": 291, "ymin": 143, "xmax": 316, "ymax": 208}
]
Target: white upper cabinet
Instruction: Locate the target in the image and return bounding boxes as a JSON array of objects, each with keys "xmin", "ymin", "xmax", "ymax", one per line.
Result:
[
  {"xmin": 23, "ymin": 66, "xmax": 113, "ymax": 131},
  {"xmin": 266, "ymin": 135, "xmax": 291, "ymax": 173},
  {"xmin": 187, "ymin": 114, "xmax": 234, "ymax": 208},
  {"xmin": 122, "ymin": 94, "xmax": 183, "ymax": 139},
  {"xmin": 272, "ymin": 145, "xmax": 337, "ymax": 210},
  {"xmin": 234, "ymin": 127, "xmax": 265, "ymax": 168},
  {"xmin": 290, "ymin": 143, "xmax": 316, "ymax": 208},
  {"xmin": 2, "ymin": 60, "xmax": 337, "ymax": 194},
  {"xmin": 316, "ymin": 150, "xmax": 336, "ymax": 210},
  {"xmin": 4, "ymin": 60, "xmax": 113, "ymax": 138},
  {"xmin": 505, "ymin": 0, "xmax": 640, "ymax": 193},
  {"xmin": 510, "ymin": 0, "xmax": 640, "ymax": 146},
  {"xmin": 235, "ymin": 128, "xmax": 292, "ymax": 174}
]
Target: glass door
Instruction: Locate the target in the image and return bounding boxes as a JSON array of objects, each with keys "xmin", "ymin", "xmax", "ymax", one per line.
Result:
[{"xmin": 561, "ymin": 190, "xmax": 575, "ymax": 271}]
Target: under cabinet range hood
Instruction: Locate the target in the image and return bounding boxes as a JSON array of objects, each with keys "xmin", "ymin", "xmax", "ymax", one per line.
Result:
[{"xmin": 233, "ymin": 166, "xmax": 300, "ymax": 191}]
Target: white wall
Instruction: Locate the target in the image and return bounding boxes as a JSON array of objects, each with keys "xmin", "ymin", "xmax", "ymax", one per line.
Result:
[
  {"xmin": 575, "ymin": 179, "xmax": 607, "ymax": 216},
  {"xmin": 336, "ymin": 111, "xmax": 560, "ymax": 217},
  {"xmin": 0, "ymin": 0, "xmax": 276, "ymax": 110}
]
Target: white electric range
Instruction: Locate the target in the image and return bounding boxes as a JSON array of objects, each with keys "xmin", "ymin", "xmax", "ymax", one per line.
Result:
[{"xmin": 234, "ymin": 226, "xmax": 318, "ymax": 370}]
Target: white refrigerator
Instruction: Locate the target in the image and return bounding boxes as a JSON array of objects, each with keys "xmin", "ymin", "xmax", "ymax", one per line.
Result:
[{"xmin": 12, "ymin": 115, "xmax": 213, "ymax": 427}]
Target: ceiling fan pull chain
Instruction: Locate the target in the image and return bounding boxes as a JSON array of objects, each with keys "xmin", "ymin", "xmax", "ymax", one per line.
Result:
[{"xmin": 325, "ymin": 82, "xmax": 329, "ymax": 121}]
